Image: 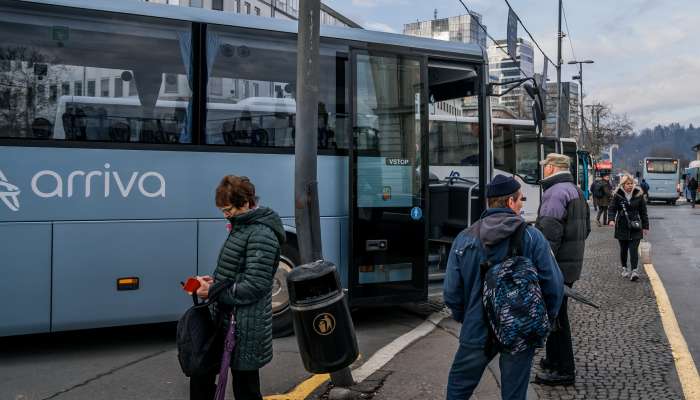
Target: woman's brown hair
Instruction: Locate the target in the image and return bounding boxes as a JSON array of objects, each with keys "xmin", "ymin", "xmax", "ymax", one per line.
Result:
[{"xmin": 215, "ymin": 175, "xmax": 257, "ymax": 208}]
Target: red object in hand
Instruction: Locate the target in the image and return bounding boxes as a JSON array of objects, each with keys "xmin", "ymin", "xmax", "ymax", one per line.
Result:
[{"xmin": 182, "ymin": 277, "xmax": 201, "ymax": 294}]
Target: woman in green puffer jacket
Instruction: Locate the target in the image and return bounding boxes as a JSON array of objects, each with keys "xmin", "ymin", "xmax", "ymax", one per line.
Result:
[{"xmin": 192, "ymin": 175, "xmax": 285, "ymax": 400}]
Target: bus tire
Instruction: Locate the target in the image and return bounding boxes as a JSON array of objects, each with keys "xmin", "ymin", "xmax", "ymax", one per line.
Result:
[{"xmin": 272, "ymin": 242, "xmax": 299, "ymax": 338}]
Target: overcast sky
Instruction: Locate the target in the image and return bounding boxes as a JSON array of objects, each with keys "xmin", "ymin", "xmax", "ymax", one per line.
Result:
[{"xmin": 325, "ymin": 0, "xmax": 700, "ymax": 132}]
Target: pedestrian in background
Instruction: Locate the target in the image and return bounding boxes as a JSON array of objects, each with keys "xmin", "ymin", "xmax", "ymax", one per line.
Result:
[
  {"xmin": 687, "ymin": 175, "xmax": 698, "ymax": 208},
  {"xmin": 535, "ymin": 154, "xmax": 590, "ymax": 386},
  {"xmin": 589, "ymin": 178, "xmax": 599, "ymax": 212},
  {"xmin": 444, "ymin": 175, "xmax": 564, "ymax": 400},
  {"xmin": 594, "ymin": 174, "xmax": 613, "ymax": 227},
  {"xmin": 640, "ymin": 178, "xmax": 650, "ymax": 201},
  {"xmin": 191, "ymin": 176, "xmax": 285, "ymax": 400},
  {"xmin": 608, "ymin": 174, "xmax": 650, "ymax": 282}
]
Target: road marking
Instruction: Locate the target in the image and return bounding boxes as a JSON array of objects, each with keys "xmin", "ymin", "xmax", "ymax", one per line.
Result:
[
  {"xmin": 352, "ymin": 310, "xmax": 446, "ymax": 382},
  {"xmin": 644, "ymin": 263, "xmax": 700, "ymax": 399},
  {"xmin": 263, "ymin": 373, "xmax": 329, "ymax": 400},
  {"xmin": 263, "ymin": 310, "xmax": 447, "ymax": 399}
]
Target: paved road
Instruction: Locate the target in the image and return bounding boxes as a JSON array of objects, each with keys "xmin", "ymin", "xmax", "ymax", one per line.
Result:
[
  {"xmin": 0, "ymin": 306, "xmax": 428, "ymax": 400},
  {"xmin": 647, "ymin": 201, "xmax": 700, "ymax": 367}
]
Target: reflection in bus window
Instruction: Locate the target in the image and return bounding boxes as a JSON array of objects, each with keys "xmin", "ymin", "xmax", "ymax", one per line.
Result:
[
  {"xmin": 0, "ymin": 5, "xmax": 192, "ymax": 142},
  {"xmin": 205, "ymin": 28, "xmax": 349, "ymax": 150},
  {"xmin": 429, "ymin": 119, "xmax": 479, "ymax": 165},
  {"xmin": 515, "ymin": 138, "xmax": 538, "ymax": 183},
  {"xmin": 493, "ymin": 125, "xmax": 514, "ymax": 174}
]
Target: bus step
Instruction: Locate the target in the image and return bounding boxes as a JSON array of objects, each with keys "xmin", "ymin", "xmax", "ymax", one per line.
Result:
[
  {"xmin": 429, "ymin": 272, "xmax": 445, "ymax": 282},
  {"xmin": 428, "ymin": 280, "xmax": 444, "ymax": 298}
]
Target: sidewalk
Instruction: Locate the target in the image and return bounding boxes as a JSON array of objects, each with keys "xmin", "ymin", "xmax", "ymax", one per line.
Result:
[
  {"xmin": 368, "ymin": 317, "xmax": 538, "ymax": 400},
  {"xmin": 350, "ymin": 223, "xmax": 685, "ymax": 399}
]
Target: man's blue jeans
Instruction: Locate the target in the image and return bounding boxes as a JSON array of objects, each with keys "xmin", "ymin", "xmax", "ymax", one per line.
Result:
[{"xmin": 446, "ymin": 343, "xmax": 535, "ymax": 400}]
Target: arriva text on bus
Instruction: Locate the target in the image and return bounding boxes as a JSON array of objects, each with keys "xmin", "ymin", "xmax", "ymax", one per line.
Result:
[{"xmin": 30, "ymin": 163, "xmax": 165, "ymax": 198}]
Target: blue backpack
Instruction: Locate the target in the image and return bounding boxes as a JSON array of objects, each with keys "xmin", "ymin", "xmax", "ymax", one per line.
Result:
[{"xmin": 480, "ymin": 224, "xmax": 550, "ymax": 354}]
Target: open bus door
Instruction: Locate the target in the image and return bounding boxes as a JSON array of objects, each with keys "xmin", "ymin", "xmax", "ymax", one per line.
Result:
[{"xmin": 348, "ymin": 50, "xmax": 428, "ymax": 305}]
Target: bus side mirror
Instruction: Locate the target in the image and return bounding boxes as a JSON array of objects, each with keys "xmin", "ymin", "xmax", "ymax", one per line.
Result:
[{"xmin": 524, "ymin": 84, "xmax": 545, "ymax": 134}]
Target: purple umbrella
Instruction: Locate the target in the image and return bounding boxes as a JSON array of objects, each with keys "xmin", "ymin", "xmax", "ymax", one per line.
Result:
[{"xmin": 214, "ymin": 314, "xmax": 236, "ymax": 400}]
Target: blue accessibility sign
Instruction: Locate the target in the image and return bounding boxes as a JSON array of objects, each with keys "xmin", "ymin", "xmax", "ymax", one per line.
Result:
[{"xmin": 410, "ymin": 207, "xmax": 423, "ymax": 221}]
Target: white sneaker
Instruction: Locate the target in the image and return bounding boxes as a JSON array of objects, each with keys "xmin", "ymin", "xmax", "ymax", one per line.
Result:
[
  {"xmin": 621, "ymin": 267, "xmax": 630, "ymax": 278},
  {"xmin": 630, "ymin": 269, "xmax": 639, "ymax": 281}
]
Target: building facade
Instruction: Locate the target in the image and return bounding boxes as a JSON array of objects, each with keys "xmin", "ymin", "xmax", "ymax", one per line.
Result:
[
  {"xmin": 403, "ymin": 13, "xmax": 487, "ymax": 49},
  {"xmin": 404, "ymin": 13, "xmax": 486, "ymax": 117},
  {"xmin": 543, "ymin": 81, "xmax": 580, "ymax": 139},
  {"xmin": 145, "ymin": 0, "xmax": 360, "ymax": 28},
  {"xmin": 487, "ymin": 38, "xmax": 535, "ymax": 120}
]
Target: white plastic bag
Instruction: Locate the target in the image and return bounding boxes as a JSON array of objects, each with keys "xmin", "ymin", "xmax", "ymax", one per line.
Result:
[{"xmin": 639, "ymin": 239, "xmax": 652, "ymax": 265}]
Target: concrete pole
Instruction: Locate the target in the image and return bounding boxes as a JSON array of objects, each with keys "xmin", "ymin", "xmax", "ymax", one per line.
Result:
[
  {"xmin": 295, "ymin": 0, "xmax": 323, "ymax": 264},
  {"xmin": 578, "ymin": 63, "xmax": 585, "ymax": 148},
  {"xmin": 555, "ymin": 0, "xmax": 563, "ymax": 139},
  {"xmin": 295, "ymin": 0, "xmax": 355, "ymax": 388}
]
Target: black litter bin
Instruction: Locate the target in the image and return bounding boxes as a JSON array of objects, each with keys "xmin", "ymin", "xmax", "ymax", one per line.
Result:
[{"xmin": 286, "ymin": 260, "xmax": 359, "ymax": 374}]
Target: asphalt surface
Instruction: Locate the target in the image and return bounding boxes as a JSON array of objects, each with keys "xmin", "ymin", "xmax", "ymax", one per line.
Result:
[
  {"xmin": 0, "ymin": 306, "xmax": 426, "ymax": 400},
  {"xmin": 647, "ymin": 200, "xmax": 700, "ymax": 368}
]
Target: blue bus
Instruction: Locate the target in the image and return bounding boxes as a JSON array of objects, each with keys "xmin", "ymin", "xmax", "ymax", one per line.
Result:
[
  {"xmin": 0, "ymin": 0, "xmax": 490, "ymax": 336},
  {"xmin": 642, "ymin": 157, "xmax": 680, "ymax": 205},
  {"xmin": 682, "ymin": 161, "xmax": 700, "ymax": 203}
]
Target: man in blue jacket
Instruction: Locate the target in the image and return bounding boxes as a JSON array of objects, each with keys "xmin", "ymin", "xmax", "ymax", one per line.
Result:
[{"xmin": 444, "ymin": 175, "xmax": 564, "ymax": 400}]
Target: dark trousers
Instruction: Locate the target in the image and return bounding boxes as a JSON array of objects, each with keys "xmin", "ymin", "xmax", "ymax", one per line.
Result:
[
  {"xmin": 544, "ymin": 285, "xmax": 575, "ymax": 375},
  {"xmin": 619, "ymin": 239, "xmax": 641, "ymax": 270},
  {"xmin": 447, "ymin": 343, "xmax": 535, "ymax": 400},
  {"xmin": 691, "ymin": 191, "xmax": 697, "ymax": 207},
  {"xmin": 190, "ymin": 368, "xmax": 262, "ymax": 400},
  {"xmin": 596, "ymin": 206, "xmax": 609, "ymax": 225}
]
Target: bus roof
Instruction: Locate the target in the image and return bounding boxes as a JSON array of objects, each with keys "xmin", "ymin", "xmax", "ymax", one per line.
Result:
[
  {"xmin": 643, "ymin": 157, "xmax": 677, "ymax": 161},
  {"xmin": 17, "ymin": 0, "xmax": 485, "ymax": 61}
]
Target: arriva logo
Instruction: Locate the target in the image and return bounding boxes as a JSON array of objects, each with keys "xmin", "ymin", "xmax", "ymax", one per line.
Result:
[
  {"xmin": 0, "ymin": 169, "xmax": 21, "ymax": 211},
  {"xmin": 30, "ymin": 164, "xmax": 165, "ymax": 199}
]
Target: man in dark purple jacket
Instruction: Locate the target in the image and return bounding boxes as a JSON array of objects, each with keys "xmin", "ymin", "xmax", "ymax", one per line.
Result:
[{"xmin": 535, "ymin": 153, "xmax": 590, "ymax": 386}]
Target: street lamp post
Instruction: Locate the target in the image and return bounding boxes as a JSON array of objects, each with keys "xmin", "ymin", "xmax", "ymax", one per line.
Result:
[{"xmin": 568, "ymin": 59, "xmax": 594, "ymax": 149}]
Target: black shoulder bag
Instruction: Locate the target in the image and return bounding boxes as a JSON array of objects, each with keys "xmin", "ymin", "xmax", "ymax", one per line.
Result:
[
  {"xmin": 176, "ymin": 280, "xmax": 235, "ymax": 377},
  {"xmin": 618, "ymin": 195, "xmax": 642, "ymax": 231}
]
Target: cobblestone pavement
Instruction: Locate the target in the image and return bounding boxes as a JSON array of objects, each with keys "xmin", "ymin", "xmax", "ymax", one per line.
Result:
[{"xmin": 531, "ymin": 223, "xmax": 685, "ymax": 399}]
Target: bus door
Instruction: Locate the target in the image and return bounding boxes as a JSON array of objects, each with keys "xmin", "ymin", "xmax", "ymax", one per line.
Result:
[{"xmin": 348, "ymin": 50, "xmax": 428, "ymax": 305}]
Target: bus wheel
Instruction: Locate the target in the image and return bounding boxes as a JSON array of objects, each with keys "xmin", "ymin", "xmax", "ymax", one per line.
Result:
[{"xmin": 272, "ymin": 243, "xmax": 299, "ymax": 338}]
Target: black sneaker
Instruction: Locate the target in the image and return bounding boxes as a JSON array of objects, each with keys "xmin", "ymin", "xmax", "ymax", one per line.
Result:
[{"xmin": 534, "ymin": 370, "xmax": 576, "ymax": 386}]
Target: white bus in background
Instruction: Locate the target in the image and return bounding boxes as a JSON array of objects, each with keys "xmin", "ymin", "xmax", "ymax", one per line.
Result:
[
  {"xmin": 53, "ymin": 95, "xmax": 299, "ymax": 146},
  {"xmin": 428, "ymin": 115, "xmax": 579, "ymax": 222}
]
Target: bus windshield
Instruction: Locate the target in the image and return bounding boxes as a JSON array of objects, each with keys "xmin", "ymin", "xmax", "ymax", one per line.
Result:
[{"xmin": 646, "ymin": 159, "xmax": 678, "ymax": 174}]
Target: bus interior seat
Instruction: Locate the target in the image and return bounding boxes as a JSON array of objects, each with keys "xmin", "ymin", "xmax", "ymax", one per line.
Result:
[
  {"xmin": 31, "ymin": 117, "xmax": 52, "ymax": 139},
  {"xmin": 62, "ymin": 110, "xmax": 87, "ymax": 140},
  {"xmin": 139, "ymin": 119, "xmax": 167, "ymax": 143},
  {"xmin": 109, "ymin": 121, "xmax": 131, "ymax": 142},
  {"xmin": 222, "ymin": 120, "xmax": 236, "ymax": 145}
]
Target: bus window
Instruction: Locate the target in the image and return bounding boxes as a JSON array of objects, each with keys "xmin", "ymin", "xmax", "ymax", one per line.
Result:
[
  {"xmin": 0, "ymin": 4, "xmax": 192, "ymax": 142},
  {"xmin": 205, "ymin": 27, "xmax": 349, "ymax": 150},
  {"xmin": 646, "ymin": 159, "xmax": 678, "ymax": 173},
  {"xmin": 561, "ymin": 141, "xmax": 578, "ymax": 179},
  {"xmin": 514, "ymin": 138, "xmax": 538, "ymax": 183},
  {"xmin": 428, "ymin": 120, "xmax": 479, "ymax": 166},
  {"xmin": 493, "ymin": 125, "xmax": 514, "ymax": 174}
]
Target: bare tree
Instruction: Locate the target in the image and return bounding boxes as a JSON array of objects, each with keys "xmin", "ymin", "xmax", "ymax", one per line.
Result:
[
  {"xmin": 585, "ymin": 102, "xmax": 633, "ymax": 158},
  {"xmin": 0, "ymin": 46, "xmax": 66, "ymax": 138}
]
